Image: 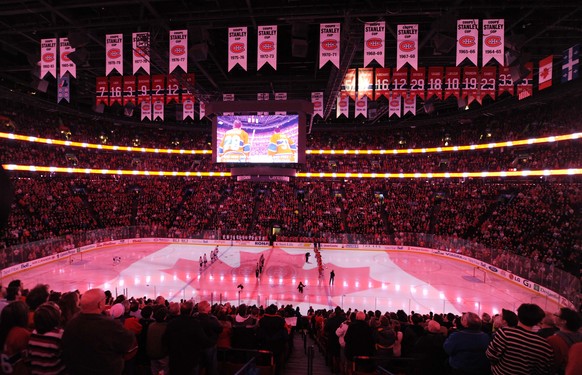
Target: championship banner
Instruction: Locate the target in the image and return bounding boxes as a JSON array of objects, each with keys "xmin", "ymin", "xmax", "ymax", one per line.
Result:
[
  {"xmin": 109, "ymin": 76, "xmax": 122, "ymax": 105},
  {"xmin": 374, "ymin": 67, "xmax": 390, "ymax": 100},
  {"xmin": 427, "ymin": 67, "xmax": 444, "ymax": 100},
  {"xmin": 106, "ymin": 34, "xmax": 123, "ymax": 76},
  {"xmin": 403, "ymin": 94, "xmax": 416, "ymax": 116},
  {"xmin": 456, "ymin": 19, "xmax": 479, "ymax": 66},
  {"xmin": 410, "ymin": 68, "xmax": 426, "ymax": 100},
  {"xmin": 319, "ymin": 23, "xmax": 340, "ymax": 69},
  {"xmin": 561, "ymin": 44, "xmax": 579, "ymax": 83},
  {"xmin": 122, "ymin": 76, "xmax": 136, "ymax": 106},
  {"xmin": 364, "ymin": 21, "xmax": 385, "ymax": 67},
  {"xmin": 257, "ymin": 25, "xmax": 277, "ymax": 70},
  {"xmin": 396, "ymin": 24, "xmax": 418, "ymax": 71},
  {"xmin": 96, "ymin": 77, "xmax": 109, "ymax": 106},
  {"xmin": 169, "ymin": 30, "xmax": 188, "ymax": 73},
  {"xmin": 275, "ymin": 92, "xmax": 287, "ymax": 115},
  {"xmin": 388, "ymin": 95, "xmax": 402, "ymax": 118},
  {"xmin": 480, "ymin": 66, "xmax": 497, "ymax": 101},
  {"xmin": 133, "ymin": 32, "xmax": 150, "ymax": 74},
  {"xmin": 311, "ymin": 92, "xmax": 324, "ymax": 118},
  {"xmin": 355, "ymin": 96, "xmax": 367, "ymax": 118},
  {"xmin": 223, "ymin": 93, "xmax": 234, "ymax": 116},
  {"xmin": 482, "ymin": 19, "xmax": 504, "ymax": 66},
  {"xmin": 57, "ymin": 75, "xmax": 70, "ymax": 103},
  {"xmin": 228, "ymin": 27, "xmax": 248, "ymax": 71},
  {"xmin": 462, "ymin": 66, "xmax": 479, "ymax": 104},
  {"xmin": 498, "ymin": 66, "xmax": 514, "ymax": 96},
  {"xmin": 137, "ymin": 75, "xmax": 151, "ymax": 105},
  {"xmin": 182, "ymin": 73, "xmax": 195, "ymax": 102},
  {"xmin": 357, "ymin": 68, "xmax": 374, "ymax": 99},
  {"xmin": 141, "ymin": 101, "xmax": 152, "ymax": 121},
  {"xmin": 59, "ymin": 38, "xmax": 76, "ymax": 78},
  {"xmin": 391, "ymin": 69, "xmax": 408, "ymax": 97},
  {"xmin": 341, "ymin": 68, "xmax": 357, "ymax": 100},
  {"xmin": 40, "ymin": 38, "xmax": 57, "ymax": 79},
  {"xmin": 166, "ymin": 75, "xmax": 179, "ymax": 104},
  {"xmin": 183, "ymin": 99, "xmax": 194, "ymax": 121},
  {"xmin": 257, "ymin": 93, "xmax": 269, "ymax": 116},
  {"xmin": 151, "ymin": 75, "xmax": 165, "ymax": 103},
  {"xmin": 153, "ymin": 101, "xmax": 164, "ymax": 121},
  {"xmin": 336, "ymin": 94, "xmax": 349, "ymax": 118},
  {"xmin": 199, "ymin": 101, "xmax": 206, "ymax": 119},
  {"xmin": 538, "ymin": 55, "xmax": 553, "ymax": 91},
  {"xmin": 517, "ymin": 62, "xmax": 533, "ymax": 100},
  {"xmin": 444, "ymin": 67, "xmax": 461, "ymax": 99}
]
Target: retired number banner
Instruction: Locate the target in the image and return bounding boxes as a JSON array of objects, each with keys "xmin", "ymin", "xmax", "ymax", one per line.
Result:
[
  {"xmin": 166, "ymin": 75, "xmax": 179, "ymax": 104},
  {"xmin": 364, "ymin": 22, "xmax": 385, "ymax": 67},
  {"xmin": 391, "ymin": 69, "xmax": 408, "ymax": 97},
  {"xmin": 374, "ymin": 68, "xmax": 390, "ymax": 100},
  {"xmin": 109, "ymin": 76, "xmax": 122, "ymax": 105},
  {"xmin": 456, "ymin": 19, "xmax": 479, "ymax": 66},
  {"xmin": 319, "ymin": 23, "xmax": 340, "ymax": 69},
  {"xmin": 517, "ymin": 62, "xmax": 533, "ymax": 100},
  {"xmin": 123, "ymin": 76, "xmax": 136, "ymax": 106},
  {"xmin": 498, "ymin": 66, "xmax": 514, "ymax": 96},
  {"xmin": 341, "ymin": 69, "xmax": 357, "ymax": 101},
  {"xmin": 410, "ymin": 68, "xmax": 426, "ymax": 100},
  {"xmin": 137, "ymin": 75, "xmax": 151, "ymax": 105},
  {"xmin": 427, "ymin": 67, "xmax": 444, "ymax": 100},
  {"xmin": 480, "ymin": 66, "xmax": 497, "ymax": 101},
  {"xmin": 95, "ymin": 77, "xmax": 109, "ymax": 106},
  {"xmin": 257, "ymin": 25, "xmax": 277, "ymax": 70},
  {"xmin": 106, "ymin": 34, "xmax": 123, "ymax": 76},
  {"xmin": 445, "ymin": 67, "xmax": 461, "ymax": 99},
  {"xmin": 228, "ymin": 27, "xmax": 248, "ymax": 71},
  {"xmin": 358, "ymin": 68, "xmax": 374, "ymax": 99}
]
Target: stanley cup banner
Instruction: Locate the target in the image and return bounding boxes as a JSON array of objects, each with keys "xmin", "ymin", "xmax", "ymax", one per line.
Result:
[
  {"xmin": 228, "ymin": 27, "xmax": 248, "ymax": 71},
  {"xmin": 169, "ymin": 30, "xmax": 188, "ymax": 73},
  {"xmin": 355, "ymin": 96, "xmax": 367, "ymax": 118},
  {"xmin": 183, "ymin": 99, "xmax": 194, "ymax": 121},
  {"xmin": 427, "ymin": 67, "xmax": 444, "ymax": 100},
  {"xmin": 59, "ymin": 38, "xmax": 76, "ymax": 78},
  {"xmin": 311, "ymin": 92, "xmax": 324, "ymax": 118},
  {"xmin": 141, "ymin": 101, "xmax": 152, "ymax": 121},
  {"xmin": 374, "ymin": 67, "xmax": 391, "ymax": 100},
  {"xmin": 357, "ymin": 68, "xmax": 374, "ymax": 99},
  {"xmin": 257, "ymin": 93, "xmax": 269, "ymax": 116},
  {"xmin": 133, "ymin": 32, "xmax": 151, "ymax": 74},
  {"xmin": 106, "ymin": 34, "xmax": 123, "ymax": 76},
  {"xmin": 396, "ymin": 24, "xmax": 418, "ymax": 71},
  {"xmin": 364, "ymin": 21, "xmax": 385, "ymax": 67},
  {"xmin": 319, "ymin": 23, "xmax": 340, "ymax": 69},
  {"xmin": 275, "ymin": 92, "xmax": 287, "ymax": 115},
  {"xmin": 153, "ymin": 101, "xmax": 164, "ymax": 121},
  {"xmin": 341, "ymin": 69, "xmax": 357, "ymax": 101},
  {"xmin": 410, "ymin": 68, "xmax": 426, "ymax": 100},
  {"xmin": 456, "ymin": 19, "xmax": 479, "ymax": 66},
  {"xmin": 257, "ymin": 25, "xmax": 277, "ymax": 70},
  {"xmin": 403, "ymin": 94, "xmax": 416, "ymax": 116},
  {"xmin": 388, "ymin": 95, "xmax": 402, "ymax": 118},
  {"xmin": 336, "ymin": 94, "xmax": 349, "ymax": 118},
  {"xmin": 40, "ymin": 38, "xmax": 57, "ymax": 79},
  {"xmin": 482, "ymin": 19, "xmax": 504, "ymax": 66}
]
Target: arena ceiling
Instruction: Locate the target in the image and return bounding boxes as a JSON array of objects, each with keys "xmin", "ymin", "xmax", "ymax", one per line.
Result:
[{"xmin": 0, "ymin": 0, "xmax": 581, "ymax": 126}]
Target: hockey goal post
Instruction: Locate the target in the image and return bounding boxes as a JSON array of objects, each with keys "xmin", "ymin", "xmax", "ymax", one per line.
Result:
[{"xmin": 473, "ymin": 266, "xmax": 486, "ymax": 283}]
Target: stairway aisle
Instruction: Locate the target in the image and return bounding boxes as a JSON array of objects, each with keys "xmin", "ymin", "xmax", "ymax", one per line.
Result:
[{"xmin": 282, "ymin": 331, "xmax": 334, "ymax": 375}]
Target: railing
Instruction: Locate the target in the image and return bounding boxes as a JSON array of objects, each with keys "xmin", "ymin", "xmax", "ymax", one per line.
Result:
[{"xmin": 1, "ymin": 226, "xmax": 579, "ymax": 307}]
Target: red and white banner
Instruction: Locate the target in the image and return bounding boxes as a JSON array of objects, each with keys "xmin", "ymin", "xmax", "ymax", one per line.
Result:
[
  {"xmin": 59, "ymin": 38, "xmax": 76, "ymax": 78},
  {"xmin": 106, "ymin": 34, "xmax": 123, "ymax": 76},
  {"xmin": 166, "ymin": 75, "xmax": 179, "ymax": 104},
  {"xmin": 357, "ymin": 68, "xmax": 374, "ymax": 99},
  {"xmin": 480, "ymin": 66, "xmax": 496, "ymax": 101},
  {"xmin": 141, "ymin": 100, "xmax": 152, "ymax": 121},
  {"xmin": 182, "ymin": 73, "xmax": 195, "ymax": 102},
  {"xmin": 40, "ymin": 38, "xmax": 57, "ymax": 79},
  {"xmin": 257, "ymin": 93, "xmax": 269, "ymax": 116},
  {"xmin": 319, "ymin": 23, "xmax": 340, "ymax": 69},
  {"xmin": 498, "ymin": 66, "xmax": 514, "ymax": 96},
  {"xmin": 151, "ymin": 75, "xmax": 165, "ymax": 103},
  {"xmin": 388, "ymin": 95, "xmax": 402, "ymax": 118},
  {"xmin": 122, "ymin": 76, "xmax": 136, "ymax": 106},
  {"xmin": 183, "ymin": 99, "xmax": 194, "ymax": 120},
  {"xmin": 199, "ymin": 101, "xmax": 206, "ymax": 119},
  {"xmin": 311, "ymin": 92, "xmax": 324, "ymax": 118},
  {"xmin": 396, "ymin": 24, "xmax": 418, "ymax": 71},
  {"xmin": 391, "ymin": 69, "xmax": 408, "ymax": 97},
  {"xmin": 355, "ymin": 96, "xmax": 367, "ymax": 118},
  {"xmin": 257, "ymin": 25, "xmax": 277, "ymax": 70},
  {"xmin": 137, "ymin": 75, "xmax": 151, "ymax": 105},
  {"xmin": 336, "ymin": 94, "xmax": 349, "ymax": 118},
  {"xmin": 341, "ymin": 69, "xmax": 357, "ymax": 100},
  {"xmin": 482, "ymin": 19, "xmax": 504, "ymax": 66},
  {"xmin": 410, "ymin": 68, "xmax": 425, "ymax": 100},
  {"xmin": 374, "ymin": 68, "xmax": 390, "ymax": 100},
  {"xmin": 364, "ymin": 21, "xmax": 385, "ymax": 67},
  {"xmin": 517, "ymin": 62, "xmax": 533, "ymax": 100},
  {"xmin": 223, "ymin": 93, "xmax": 234, "ymax": 116},
  {"xmin": 538, "ymin": 55, "xmax": 553, "ymax": 90},
  {"xmin": 96, "ymin": 77, "xmax": 109, "ymax": 106},
  {"xmin": 153, "ymin": 101, "xmax": 164, "ymax": 121},
  {"xmin": 228, "ymin": 27, "xmax": 248, "ymax": 71},
  {"xmin": 427, "ymin": 67, "xmax": 444, "ymax": 100},
  {"xmin": 456, "ymin": 19, "xmax": 479, "ymax": 66},
  {"xmin": 445, "ymin": 67, "xmax": 461, "ymax": 99},
  {"xmin": 275, "ymin": 92, "xmax": 287, "ymax": 115},
  {"xmin": 403, "ymin": 94, "xmax": 416, "ymax": 116},
  {"xmin": 169, "ymin": 30, "xmax": 188, "ymax": 73},
  {"xmin": 109, "ymin": 76, "xmax": 122, "ymax": 105},
  {"xmin": 462, "ymin": 66, "xmax": 479, "ymax": 104},
  {"xmin": 133, "ymin": 32, "xmax": 150, "ymax": 74}
]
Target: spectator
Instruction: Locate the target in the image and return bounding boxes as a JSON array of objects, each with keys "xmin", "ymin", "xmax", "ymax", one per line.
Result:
[
  {"xmin": 28, "ymin": 301, "xmax": 66, "ymax": 374},
  {"xmin": 444, "ymin": 312, "xmax": 491, "ymax": 375},
  {"xmin": 547, "ymin": 307, "xmax": 582, "ymax": 373},
  {"xmin": 146, "ymin": 305, "xmax": 169, "ymax": 375},
  {"xmin": 344, "ymin": 311, "xmax": 375, "ymax": 372},
  {"xmin": 195, "ymin": 300, "xmax": 223, "ymax": 375},
  {"xmin": 0, "ymin": 300, "xmax": 30, "ymax": 375}
]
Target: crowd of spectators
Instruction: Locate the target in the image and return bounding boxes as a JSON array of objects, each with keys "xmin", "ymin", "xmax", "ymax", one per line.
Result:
[{"xmin": 0, "ymin": 282, "xmax": 580, "ymax": 375}]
